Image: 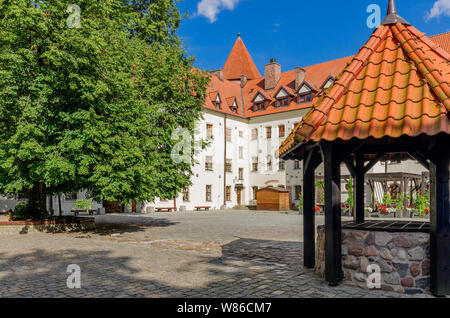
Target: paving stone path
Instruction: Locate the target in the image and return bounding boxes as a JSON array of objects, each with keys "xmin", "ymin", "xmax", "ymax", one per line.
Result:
[{"xmin": 0, "ymin": 211, "xmax": 435, "ymax": 298}]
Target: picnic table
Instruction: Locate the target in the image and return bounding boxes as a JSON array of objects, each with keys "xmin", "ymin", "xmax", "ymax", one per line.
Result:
[
  {"xmin": 71, "ymin": 209, "xmax": 97, "ymax": 216},
  {"xmin": 194, "ymin": 206, "xmax": 211, "ymax": 211},
  {"xmin": 155, "ymin": 207, "xmax": 176, "ymax": 212}
]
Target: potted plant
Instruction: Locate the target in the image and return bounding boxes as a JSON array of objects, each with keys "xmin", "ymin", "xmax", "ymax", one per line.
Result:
[
  {"xmin": 414, "ymin": 191, "xmax": 430, "ymax": 219},
  {"xmin": 73, "ymin": 199, "xmax": 94, "ymax": 215}
]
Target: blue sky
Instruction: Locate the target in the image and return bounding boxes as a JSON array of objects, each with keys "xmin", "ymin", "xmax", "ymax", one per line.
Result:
[{"xmin": 177, "ymin": 0, "xmax": 450, "ymax": 73}]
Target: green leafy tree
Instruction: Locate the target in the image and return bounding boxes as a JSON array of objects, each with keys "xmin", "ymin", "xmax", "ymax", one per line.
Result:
[{"xmin": 0, "ymin": 1, "xmax": 209, "ymax": 215}]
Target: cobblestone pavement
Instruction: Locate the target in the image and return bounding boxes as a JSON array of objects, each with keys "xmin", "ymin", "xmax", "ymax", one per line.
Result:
[{"xmin": 0, "ymin": 211, "xmax": 434, "ymax": 298}]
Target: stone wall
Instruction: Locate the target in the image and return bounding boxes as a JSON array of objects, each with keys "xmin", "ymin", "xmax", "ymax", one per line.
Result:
[
  {"xmin": 316, "ymin": 225, "xmax": 430, "ymax": 294},
  {"xmin": 0, "ymin": 218, "xmax": 95, "ymax": 235}
]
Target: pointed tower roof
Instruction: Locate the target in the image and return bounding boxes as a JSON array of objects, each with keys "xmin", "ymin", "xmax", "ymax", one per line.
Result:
[
  {"xmin": 223, "ymin": 36, "xmax": 262, "ymax": 81},
  {"xmin": 381, "ymin": 0, "xmax": 410, "ymax": 25},
  {"xmin": 279, "ymin": 1, "xmax": 449, "ymax": 157}
]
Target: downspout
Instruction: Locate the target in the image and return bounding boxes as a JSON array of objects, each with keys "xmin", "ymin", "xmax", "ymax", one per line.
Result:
[{"xmin": 224, "ymin": 114, "xmax": 227, "ymax": 208}]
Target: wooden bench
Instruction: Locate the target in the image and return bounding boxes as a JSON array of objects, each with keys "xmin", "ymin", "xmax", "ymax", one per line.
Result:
[
  {"xmin": 195, "ymin": 206, "xmax": 211, "ymax": 211},
  {"xmin": 71, "ymin": 209, "xmax": 97, "ymax": 216},
  {"xmin": 155, "ymin": 207, "xmax": 175, "ymax": 212}
]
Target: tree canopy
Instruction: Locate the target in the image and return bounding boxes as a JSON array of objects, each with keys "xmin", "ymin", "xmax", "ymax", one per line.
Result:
[{"xmin": 0, "ymin": 0, "xmax": 209, "ymax": 211}]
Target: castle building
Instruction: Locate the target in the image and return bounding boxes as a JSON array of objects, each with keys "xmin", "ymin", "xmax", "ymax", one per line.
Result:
[
  {"xmin": 145, "ymin": 32, "xmax": 450, "ymax": 212},
  {"xmin": 1, "ymin": 32, "xmax": 449, "ymax": 213}
]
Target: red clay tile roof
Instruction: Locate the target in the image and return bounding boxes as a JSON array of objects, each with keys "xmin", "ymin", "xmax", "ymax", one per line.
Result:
[
  {"xmin": 204, "ymin": 32, "xmax": 449, "ymax": 124},
  {"xmin": 279, "ymin": 24, "xmax": 450, "ymax": 157},
  {"xmin": 223, "ymin": 38, "xmax": 262, "ymax": 81},
  {"xmin": 430, "ymin": 32, "xmax": 450, "ymax": 54},
  {"xmin": 241, "ymin": 56, "xmax": 353, "ymax": 118},
  {"xmin": 204, "ymin": 75, "xmax": 246, "ymax": 118}
]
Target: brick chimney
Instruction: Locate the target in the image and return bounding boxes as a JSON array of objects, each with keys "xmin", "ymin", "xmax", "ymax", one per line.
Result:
[
  {"xmin": 212, "ymin": 69, "xmax": 224, "ymax": 81},
  {"xmin": 295, "ymin": 67, "xmax": 306, "ymax": 91},
  {"xmin": 240, "ymin": 75, "xmax": 248, "ymax": 88},
  {"xmin": 264, "ymin": 59, "xmax": 281, "ymax": 90}
]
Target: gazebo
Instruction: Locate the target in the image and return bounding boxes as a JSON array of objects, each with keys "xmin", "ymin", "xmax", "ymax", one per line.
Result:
[{"xmin": 279, "ymin": 0, "xmax": 449, "ymax": 296}]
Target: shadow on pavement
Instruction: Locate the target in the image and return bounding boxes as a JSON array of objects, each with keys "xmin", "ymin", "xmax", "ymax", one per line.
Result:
[{"xmin": 0, "ymin": 244, "xmax": 304, "ymax": 298}]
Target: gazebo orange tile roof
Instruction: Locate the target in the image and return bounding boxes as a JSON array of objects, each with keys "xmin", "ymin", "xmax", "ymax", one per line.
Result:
[{"xmin": 279, "ymin": 18, "xmax": 449, "ymax": 157}]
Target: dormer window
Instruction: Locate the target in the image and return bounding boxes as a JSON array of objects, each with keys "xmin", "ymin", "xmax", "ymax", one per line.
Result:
[
  {"xmin": 229, "ymin": 98, "xmax": 238, "ymax": 114},
  {"xmin": 322, "ymin": 76, "xmax": 334, "ymax": 90},
  {"xmin": 297, "ymin": 83, "xmax": 313, "ymax": 104},
  {"xmin": 274, "ymin": 87, "xmax": 291, "ymax": 107},
  {"xmin": 214, "ymin": 93, "xmax": 222, "ymax": 109},
  {"xmin": 252, "ymin": 92, "xmax": 267, "ymax": 112},
  {"xmin": 277, "ymin": 98, "xmax": 289, "ymax": 107},
  {"xmin": 254, "ymin": 103, "xmax": 264, "ymax": 112},
  {"xmin": 298, "ymin": 94, "xmax": 312, "ymax": 104}
]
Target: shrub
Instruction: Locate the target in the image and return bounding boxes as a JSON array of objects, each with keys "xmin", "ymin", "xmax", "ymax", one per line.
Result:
[{"xmin": 10, "ymin": 203, "xmax": 50, "ymax": 221}]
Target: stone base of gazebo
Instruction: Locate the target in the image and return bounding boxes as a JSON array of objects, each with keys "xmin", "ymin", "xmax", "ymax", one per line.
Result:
[{"xmin": 315, "ymin": 225, "xmax": 431, "ymax": 294}]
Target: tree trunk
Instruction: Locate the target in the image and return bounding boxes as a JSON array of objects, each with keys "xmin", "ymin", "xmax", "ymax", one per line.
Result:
[{"xmin": 28, "ymin": 182, "xmax": 47, "ymax": 214}]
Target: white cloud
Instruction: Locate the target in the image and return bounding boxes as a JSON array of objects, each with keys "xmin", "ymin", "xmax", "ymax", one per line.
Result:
[
  {"xmin": 425, "ymin": 0, "xmax": 450, "ymax": 21},
  {"xmin": 197, "ymin": 0, "xmax": 242, "ymax": 23}
]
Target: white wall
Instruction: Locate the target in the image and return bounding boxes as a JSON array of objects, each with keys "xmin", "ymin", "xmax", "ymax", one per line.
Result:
[
  {"xmin": 0, "ymin": 190, "xmax": 102, "ymax": 214},
  {"xmin": 145, "ymin": 109, "xmax": 250, "ymax": 211}
]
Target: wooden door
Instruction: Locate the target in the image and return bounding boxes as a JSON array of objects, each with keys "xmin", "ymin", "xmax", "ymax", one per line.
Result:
[
  {"xmin": 131, "ymin": 200, "xmax": 137, "ymax": 213},
  {"xmin": 237, "ymin": 189, "xmax": 242, "ymax": 205}
]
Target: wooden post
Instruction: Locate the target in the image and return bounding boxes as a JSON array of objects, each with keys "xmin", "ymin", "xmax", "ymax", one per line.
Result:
[
  {"xmin": 303, "ymin": 151, "xmax": 318, "ymax": 268},
  {"xmin": 429, "ymin": 142, "xmax": 450, "ymax": 296},
  {"xmin": 354, "ymin": 152, "xmax": 365, "ymax": 223},
  {"xmin": 322, "ymin": 142, "xmax": 342, "ymax": 286}
]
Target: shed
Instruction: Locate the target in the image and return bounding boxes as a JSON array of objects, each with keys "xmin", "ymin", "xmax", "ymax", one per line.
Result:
[{"xmin": 256, "ymin": 187, "xmax": 290, "ymax": 211}]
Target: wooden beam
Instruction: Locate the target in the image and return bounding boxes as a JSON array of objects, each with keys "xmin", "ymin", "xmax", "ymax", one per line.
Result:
[
  {"xmin": 303, "ymin": 148, "xmax": 314, "ymax": 175},
  {"xmin": 343, "ymin": 157, "xmax": 356, "ymax": 178},
  {"xmin": 303, "ymin": 152, "xmax": 316, "ymax": 269},
  {"xmin": 429, "ymin": 140, "xmax": 450, "ymax": 296},
  {"xmin": 408, "ymin": 151, "xmax": 430, "ymax": 170},
  {"xmin": 364, "ymin": 152, "xmax": 386, "ymax": 174},
  {"xmin": 354, "ymin": 152, "xmax": 365, "ymax": 223},
  {"xmin": 322, "ymin": 142, "xmax": 343, "ymax": 286}
]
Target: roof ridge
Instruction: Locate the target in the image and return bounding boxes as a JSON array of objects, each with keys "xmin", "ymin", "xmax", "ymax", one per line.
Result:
[
  {"xmin": 407, "ymin": 26, "xmax": 450, "ymax": 61},
  {"xmin": 392, "ymin": 23, "xmax": 450, "ymax": 112}
]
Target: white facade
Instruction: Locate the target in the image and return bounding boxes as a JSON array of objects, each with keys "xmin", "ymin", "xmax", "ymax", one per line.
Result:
[
  {"xmin": 145, "ymin": 107, "xmax": 355, "ymax": 211},
  {"xmin": 1, "ymin": 110, "xmax": 428, "ymax": 214},
  {"xmin": 53, "ymin": 107, "xmax": 426, "ymax": 213}
]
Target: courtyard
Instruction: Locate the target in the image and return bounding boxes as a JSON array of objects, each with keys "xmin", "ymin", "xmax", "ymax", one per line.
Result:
[{"xmin": 0, "ymin": 211, "xmax": 434, "ymax": 298}]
